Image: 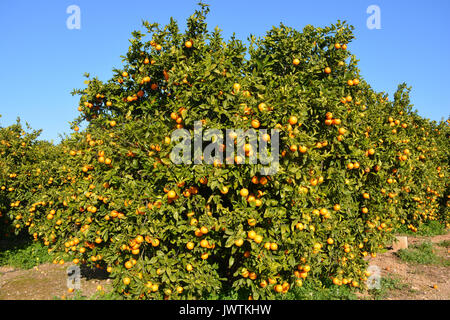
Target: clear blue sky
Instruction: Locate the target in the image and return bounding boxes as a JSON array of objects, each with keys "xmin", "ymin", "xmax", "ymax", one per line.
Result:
[{"xmin": 1, "ymin": 0, "xmax": 449, "ymax": 142}]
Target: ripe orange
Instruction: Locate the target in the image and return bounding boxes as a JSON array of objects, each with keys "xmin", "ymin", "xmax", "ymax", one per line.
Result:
[
  {"xmin": 251, "ymin": 119, "xmax": 260, "ymax": 129},
  {"xmin": 240, "ymin": 188, "xmax": 249, "ymax": 197},
  {"xmin": 299, "ymin": 146, "xmax": 307, "ymax": 153},
  {"xmin": 293, "ymin": 58, "xmax": 300, "ymax": 66},
  {"xmin": 185, "ymin": 40, "xmax": 193, "ymax": 48},
  {"xmin": 221, "ymin": 186, "xmax": 229, "ymax": 194},
  {"xmin": 258, "ymin": 102, "xmax": 267, "ymax": 112},
  {"xmin": 186, "ymin": 242, "xmax": 194, "ymax": 250},
  {"xmin": 254, "ymin": 235, "xmax": 263, "ymax": 244},
  {"xmin": 248, "ymin": 272, "xmax": 257, "ymax": 280},
  {"xmin": 247, "ymin": 230, "xmax": 257, "ymax": 239},
  {"xmin": 324, "ymin": 67, "xmax": 331, "ymax": 74},
  {"xmin": 259, "ymin": 177, "xmax": 268, "ymax": 185},
  {"xmin": 251, "ymin": 176, "xmax": 259, "ymax": 184},
  {"xmin": 167, "ymin": 190, "xmax": 177, "ymax": 199},
  {"xmin": 200, "ymin": 239, "xmax": 209, "ymax": 248},
  {"xmin": 244, "ymin": 143, "xmax": 252, "ymax": 153},
  {"xmin": 288, "ymin": 116, "xmax": 298, "ymax": 125}
]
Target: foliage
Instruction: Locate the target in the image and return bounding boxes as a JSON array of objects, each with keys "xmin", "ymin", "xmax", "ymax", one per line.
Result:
[
  {"xmin": 0, "ymin": 3, "xmax": 449, "ymax": 300},
  {"xmin": 0, "ymin": 241, "xmax": 53, "ymax": 269}
]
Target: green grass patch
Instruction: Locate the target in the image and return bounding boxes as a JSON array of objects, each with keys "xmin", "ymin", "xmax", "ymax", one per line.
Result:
[
  {"xmin": 0, "ymin": 240, "xmax": 53, "ymax": 269},
  {"xmin": 395, "ymin": 221, "xmax": 447, "ymax": 237},
  {"xmin": 367, "ymin": 276, "xmax": 409, "ymax": 300},
  {"xmin": 206, "ymin": 280, "xmax": 358, "ymax": 300},
  {"xmin": 53, "ymin": 290, "xmax": 123, "ymax": 300},
  {"xmin": 277, "ymin": 281, "xmax": 358, "ymax": 300},
  {"xmin": 396, "ymin": 241, "xmax": 450, "ymax": 266},
  {"xmin": 55, "ymin": 281, "xmax": 358, "ymax": 300},
  {"xmin": 437, "ymin": 240, "xmax": 450, "ymax": 248}
]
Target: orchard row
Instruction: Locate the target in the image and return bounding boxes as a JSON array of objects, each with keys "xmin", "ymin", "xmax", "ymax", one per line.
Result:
[{"xmin": 1, "ymin": 5, "xmax": 448, "ymax": 299}]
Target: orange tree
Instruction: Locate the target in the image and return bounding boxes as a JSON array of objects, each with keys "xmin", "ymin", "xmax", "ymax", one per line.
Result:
[
  {"xmin": 0, "ymin": 118, "xmax": 60, "ymax": 240},
  {"xmin": 4, "ymin": 4, "xmax": 449, "ymax": 299},
  {"xmin": 361, "ymin": 84, "xmax": 449, "ymax": 232},
  {"xmin": 436, "ymin": 118, "xmax": 450, "ymax": 227}
]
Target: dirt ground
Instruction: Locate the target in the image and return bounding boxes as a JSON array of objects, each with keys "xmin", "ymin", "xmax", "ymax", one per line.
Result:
[
  {"xmin": 358, "ymin": 232, "xmax": 450, "ymax": 300},
  {"xmin": 0, "ymin": 263, "xmax": 112, "ymax": 300},
  {"xmin": 0, "ymin": 233, "xmax": 449, "ymax": 300}
]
